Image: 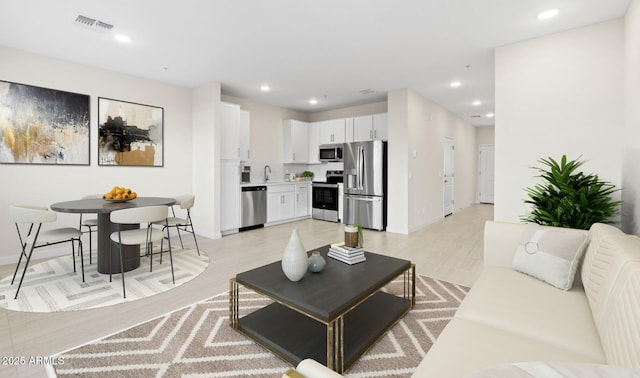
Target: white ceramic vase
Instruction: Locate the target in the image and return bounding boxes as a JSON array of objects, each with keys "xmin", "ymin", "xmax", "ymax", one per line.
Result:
[{"xmin": 281, "ymin": 228, "xmax": 308, "ymax": 282}]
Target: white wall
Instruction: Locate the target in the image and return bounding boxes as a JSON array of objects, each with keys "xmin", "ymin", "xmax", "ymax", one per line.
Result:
[
  {"xmin": 192, "ymin": 82, "xmax": 221, "ymax": 239},
  {"xmin": 0, "ymin": 46, "xmax": 193, "ymax": 262},
  {"xmin": 494, "ymin": 20, "xmax": 624, "ymax": 223},
  {"xmin": 388, "ymin": 89, "xmax": 477, "ymax": 234},
  {"xmin": 622, "ymin": 0, "xmax": 640, "ymax": 233},
  {"xmin": 308, "ymin": 101, "xmax": 387, "ymax": 122},
  {"xmin": 476, "ymin": 126, "xmax": 495, "ymax": 145},
  {"xmin": 387, "ymin": 90, "xmax": 410, "ymax": 233}
]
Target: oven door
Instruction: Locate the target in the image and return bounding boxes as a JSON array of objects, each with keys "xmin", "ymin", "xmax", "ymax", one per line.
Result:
[{"xmin": 312, "ymin": 184, "xmax": 339, "ymax": 211}]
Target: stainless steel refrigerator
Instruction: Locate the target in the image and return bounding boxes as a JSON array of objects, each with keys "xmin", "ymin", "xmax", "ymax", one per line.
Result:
[{"xmin": 343, "ymin": 140, "xmax": 387, "ymax": 230}]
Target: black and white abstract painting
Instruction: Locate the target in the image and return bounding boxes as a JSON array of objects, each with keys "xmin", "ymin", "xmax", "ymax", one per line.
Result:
[{"xmin": 98, "ymin": 97, "xmax": 164, "ymax": 167}]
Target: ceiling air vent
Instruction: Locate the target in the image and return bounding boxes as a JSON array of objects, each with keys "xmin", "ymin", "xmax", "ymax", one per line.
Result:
[
  {"xmin": 470, "ymin": 115, "xmax": 482, "ymax": 118},
  {"xmin": 359, "ymin": 89, "xmax": 376, "ymax": 95},
  {"xmin": 75, "ymin": 15, "xmax": 96, "ymax": 27},
  {"xmin": 75, "ymin": 15, "xmax": 114, "ymax": 32}
]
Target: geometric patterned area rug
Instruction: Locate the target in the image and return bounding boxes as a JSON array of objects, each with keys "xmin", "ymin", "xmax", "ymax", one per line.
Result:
[
  {"xmin": 49, "ymin": 275, "xmax": 468, "ymax": 377},
  {"xmin": 0, "ymin": 248, "xmax": 208, "ymax": 313}
]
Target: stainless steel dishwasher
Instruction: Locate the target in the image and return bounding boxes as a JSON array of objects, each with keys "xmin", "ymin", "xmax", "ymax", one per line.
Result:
[{"xmin": 240, "ymin": 186, "xmax": 267, "ymax": 231}]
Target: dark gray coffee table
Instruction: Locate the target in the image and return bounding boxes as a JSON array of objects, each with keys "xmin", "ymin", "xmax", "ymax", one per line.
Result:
[{"xmin": 229, "ymin": 245, "xmax": 415, "ymax": 373}]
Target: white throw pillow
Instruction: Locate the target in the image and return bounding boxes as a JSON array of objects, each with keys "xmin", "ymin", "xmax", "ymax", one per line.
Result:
[
  {"xmin": 512, "ymin": 224, "xmax": 589, "ymax": 290},
  {"xmin": 464, "ymin": 362, "xmax": 640, "ymax": 378}
]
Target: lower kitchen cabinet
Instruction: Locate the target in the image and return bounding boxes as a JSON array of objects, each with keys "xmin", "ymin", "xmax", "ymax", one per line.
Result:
[
  {"xmin": 267, "ymin": 185, "xmax": 295, "ymax": 223},
  {"xmin": 294, "ymin": 184, "xmax": 310, "ymax": 217},
  {"xmin": 266, "ymin": 183, "xmax": 311, "ymax": 224}
]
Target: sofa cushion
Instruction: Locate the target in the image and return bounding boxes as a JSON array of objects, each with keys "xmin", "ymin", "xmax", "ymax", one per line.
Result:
[
  {"xmin": 464, "ymin": 361, "xmax": 640, "ymax": 378},
  {"xmin": 512, "ymin": 224, "xmax": 589, "ymax": 290},
  {"xmin": 455, "ymin": 267, "xmax": 605, "ymax": 361},
  {"xmin": 412, "ymin": 318, "xmax": 602, "ymax": 378}
]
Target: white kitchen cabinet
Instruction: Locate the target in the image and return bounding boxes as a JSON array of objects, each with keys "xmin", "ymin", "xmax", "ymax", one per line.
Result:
[
  {"xmin": 308, "ymin": 121, "xmax": 321, "ymax": 164},
  {"xmin": 294, "ymin": 183, "xmax": 310, "ymax": 217},
  {"xmin": 283, "ymin": 119, "xmax": 309, "ymax": 163},
  {"xmin": 221, "ymin": 102, "xmax": 240, "ymax": 160},
  {"xmin": 267, "ymin": 185, "xmax": 295, "ymax": 223},
  {"xmin": 345, "ymin": 117, "xmax": 354, "ymax": 143},
  {"xmin": 220, "ymin": 161, "xmax": 241, "ymax": 232},
  {"xmin": 373, "ymin": 113, "xmax": 388, "ymax": 141},
  {"xmin": 353, "ymin": 113, "xmax": 388, "ymax": 141},
  {"xmin": 239, "ymin": 109, "xmax": 250, "ymax": 161},
  {"xmin": 319, "ymin": 119, "xmax": 346, "ymax": 144}
]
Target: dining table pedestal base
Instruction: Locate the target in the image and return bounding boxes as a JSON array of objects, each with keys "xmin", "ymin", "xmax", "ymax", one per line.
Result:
[{"xmin": 97, "ymin": 213, "xmax": 141, "ymax": 274}]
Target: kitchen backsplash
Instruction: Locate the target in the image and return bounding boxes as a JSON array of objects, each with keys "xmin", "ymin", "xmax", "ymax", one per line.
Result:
[{"xmin": 243, "ymin": 160, "xmax": 343, "ymax": 183}]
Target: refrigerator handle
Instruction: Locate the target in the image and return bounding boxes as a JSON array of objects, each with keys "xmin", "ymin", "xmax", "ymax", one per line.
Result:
[{"xmin": 358, "ymin": 145, "xmax": 365, "ymax": 190}]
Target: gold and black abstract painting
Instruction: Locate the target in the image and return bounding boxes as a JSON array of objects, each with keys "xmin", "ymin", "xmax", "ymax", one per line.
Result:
[{"xmin": 0, "ymin": 80, "xmax": 90, "ymax": 165}]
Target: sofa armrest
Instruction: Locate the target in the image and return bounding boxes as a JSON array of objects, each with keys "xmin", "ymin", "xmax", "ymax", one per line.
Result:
[{"xmin": 483, "ymin": 221, "xmax": 528, "ymax": 268}]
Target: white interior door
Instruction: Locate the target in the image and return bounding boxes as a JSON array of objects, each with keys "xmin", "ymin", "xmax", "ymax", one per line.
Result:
[
  {"xmin": 479, "ymin": 144, "xmax": 495, "ymax": 204},
  {"xmin": 443, "ymin": 137, "xmax": 454, "ymax": 217}
]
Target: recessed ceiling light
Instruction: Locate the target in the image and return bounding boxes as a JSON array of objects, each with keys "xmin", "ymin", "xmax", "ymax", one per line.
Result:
[
  {"xmin": 537, "ymin": 9, "xmax": 558, "ymax": 20},
  {"xmin": 309, "ymin": 98, "xmax": 318, "ymax": 105},
  {"xmin": 472, "ymin": 100, "xmax": 482, "ymax": 106},
  {"xmin": 114, "ymin": 34, "xmax": 131, "ymax": 43},
  {"xmin": 450, "ymin": 81, "xmax": 461, "ymax": 88},
  {"xmin": 260, "ymin": 85, "xmax": 270, "ymax": 92},
  {"xmin": 486, "ymin": 113, "xmax": 495, "ymax": 118}
]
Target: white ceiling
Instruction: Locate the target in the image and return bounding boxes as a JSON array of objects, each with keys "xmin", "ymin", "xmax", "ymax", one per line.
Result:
[{"xmin": 0, "ymin": 1, "xmax": 631, "ymax": 126}]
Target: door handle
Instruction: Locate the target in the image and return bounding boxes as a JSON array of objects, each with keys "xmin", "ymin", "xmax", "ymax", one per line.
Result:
[{"xmin": 348, "ymin": 196, "xmax": 379, "ymax": 202}]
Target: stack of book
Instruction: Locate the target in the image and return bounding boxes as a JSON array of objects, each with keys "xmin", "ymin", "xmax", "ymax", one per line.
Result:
[{"xmin": 328, "ymin": 243, "xmax": 366, "ymax": 265}]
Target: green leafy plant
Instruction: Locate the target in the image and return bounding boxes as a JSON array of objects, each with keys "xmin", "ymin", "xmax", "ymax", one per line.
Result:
[
  {"xmin": 302, "ymin": 171, "xmax": 314, "ymax": 179},
  {"xmin": 521, "ymin": 155, "xmax": 622, "ymax": 230}
]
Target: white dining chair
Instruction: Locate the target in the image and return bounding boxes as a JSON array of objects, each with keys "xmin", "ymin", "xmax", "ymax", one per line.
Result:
[
  {"xmin": 9, "ymin": 205, "xmax": 84, "ymax": 299},
  {"xmin": 109, "ymin": 205, "xmax": 174, "ymax": 298},
  {"xmin": 79, "ymin": 194, "xmax": 103, "ymax": 264},
  {"xmin": 154, "ymin": 195, "xmax": 200, "ymax": 255}
]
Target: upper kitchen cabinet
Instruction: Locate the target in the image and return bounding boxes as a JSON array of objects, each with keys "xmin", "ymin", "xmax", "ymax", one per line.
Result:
[
  {"xmin": 283, "ymin": 119, "xmax": 309, "ymax": 163},
  {"xmin": 221, "ymin": 102, "xmax": 251, "ymax": 161},
  {"xmin": 353, "ymin": 113, "xmax": 388, "ymax": 142},
  {"xmin": 239, "ymin": 109, "xmax": 250, "ymax": 161},
  {"xmin": 308, "ymin": 121, "xmax": 321, "ymax": 164},
  {"xmin": 320, "ymin": 119, "xmax": 346, "ymax": 144}
]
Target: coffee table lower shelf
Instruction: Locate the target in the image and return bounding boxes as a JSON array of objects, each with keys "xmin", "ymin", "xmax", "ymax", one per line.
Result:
[{"xmin": 236, "ymin": 291, "xmax": 411, "ymax": 372}]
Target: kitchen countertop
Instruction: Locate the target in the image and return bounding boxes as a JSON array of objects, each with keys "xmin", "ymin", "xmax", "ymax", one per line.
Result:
[{"xmin": 240, "ymin": 181, "xmax": 311, "ymax": 187}]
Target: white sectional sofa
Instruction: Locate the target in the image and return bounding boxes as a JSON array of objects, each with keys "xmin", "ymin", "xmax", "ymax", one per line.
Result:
[{"xmin": 412, "ymin": 221, "xmax": 640, "ymax": 377}]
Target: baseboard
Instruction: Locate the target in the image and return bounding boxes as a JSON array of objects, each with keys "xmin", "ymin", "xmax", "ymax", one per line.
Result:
[{"xmin": 409, "ymin": 215, "xmax": 443, "ymax": 234}]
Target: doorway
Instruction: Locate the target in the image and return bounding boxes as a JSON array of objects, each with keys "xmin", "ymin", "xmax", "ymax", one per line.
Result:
[
  {"xmin": 479, "ymin": 144, "xmax": 495, "ymax": 204},
  {"xmin": 443, "ymin": 137, "xmax": 454, "ymax": 216}
]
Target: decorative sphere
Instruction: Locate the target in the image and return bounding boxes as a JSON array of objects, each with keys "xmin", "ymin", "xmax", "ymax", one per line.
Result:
[{"xmin": 308, "ymin": 251, "xmax": 326, "ymax": 273}]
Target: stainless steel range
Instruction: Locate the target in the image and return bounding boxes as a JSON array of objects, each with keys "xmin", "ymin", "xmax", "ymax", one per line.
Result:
[{"xmin": 312, "ymin": 170, "xmax": 343, "ymax": 222}]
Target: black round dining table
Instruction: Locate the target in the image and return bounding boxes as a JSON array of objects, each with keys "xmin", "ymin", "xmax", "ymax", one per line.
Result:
[{"xmin": 50, "ymin": 197, "xmax": 176, "ymax": 274}]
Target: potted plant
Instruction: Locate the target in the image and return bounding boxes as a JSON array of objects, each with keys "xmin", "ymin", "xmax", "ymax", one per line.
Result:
[
  {"xmin": 521, "ymin": 155, "xmax": 622, "ymax": 230},
  {"xmin": 302, "ymin": 171, "xmax": 314, "ymax": 181}
]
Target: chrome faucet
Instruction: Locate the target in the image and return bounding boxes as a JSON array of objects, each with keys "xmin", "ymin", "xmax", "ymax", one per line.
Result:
[{"xmin": 264, "ymin": 165, "xmax": 271, "ymax": 182}]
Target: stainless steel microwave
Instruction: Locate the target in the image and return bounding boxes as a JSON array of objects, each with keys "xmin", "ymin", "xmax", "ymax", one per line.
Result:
[{"xmin": 319, "ymin": 144, "xmax": 343, "ymax": 162}]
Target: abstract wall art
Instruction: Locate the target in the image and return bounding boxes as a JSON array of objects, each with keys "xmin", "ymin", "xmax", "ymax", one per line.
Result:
[
  {"xmin": 0, "ymin": 80, "xmax": 90, "ymax": 165},
  {"xmin": 98, "ymin": 97, "xmax": 164, "ymax": 167}
]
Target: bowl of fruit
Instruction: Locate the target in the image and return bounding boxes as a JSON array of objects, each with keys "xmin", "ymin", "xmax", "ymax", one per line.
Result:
[{"xmin": 103, "ymin": 186, "xmax": 138, "ymax": 202}]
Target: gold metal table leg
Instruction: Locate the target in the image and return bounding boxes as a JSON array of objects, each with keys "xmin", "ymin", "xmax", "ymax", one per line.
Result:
[{"xmin": 229, "ymin": 278, "xmax": 239, "ymax": 329}]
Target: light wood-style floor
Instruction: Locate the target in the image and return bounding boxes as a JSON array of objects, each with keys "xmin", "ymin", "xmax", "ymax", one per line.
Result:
[{"xmin": 0, "ymin": 204, "xmax": 493, "ymax": 377}]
